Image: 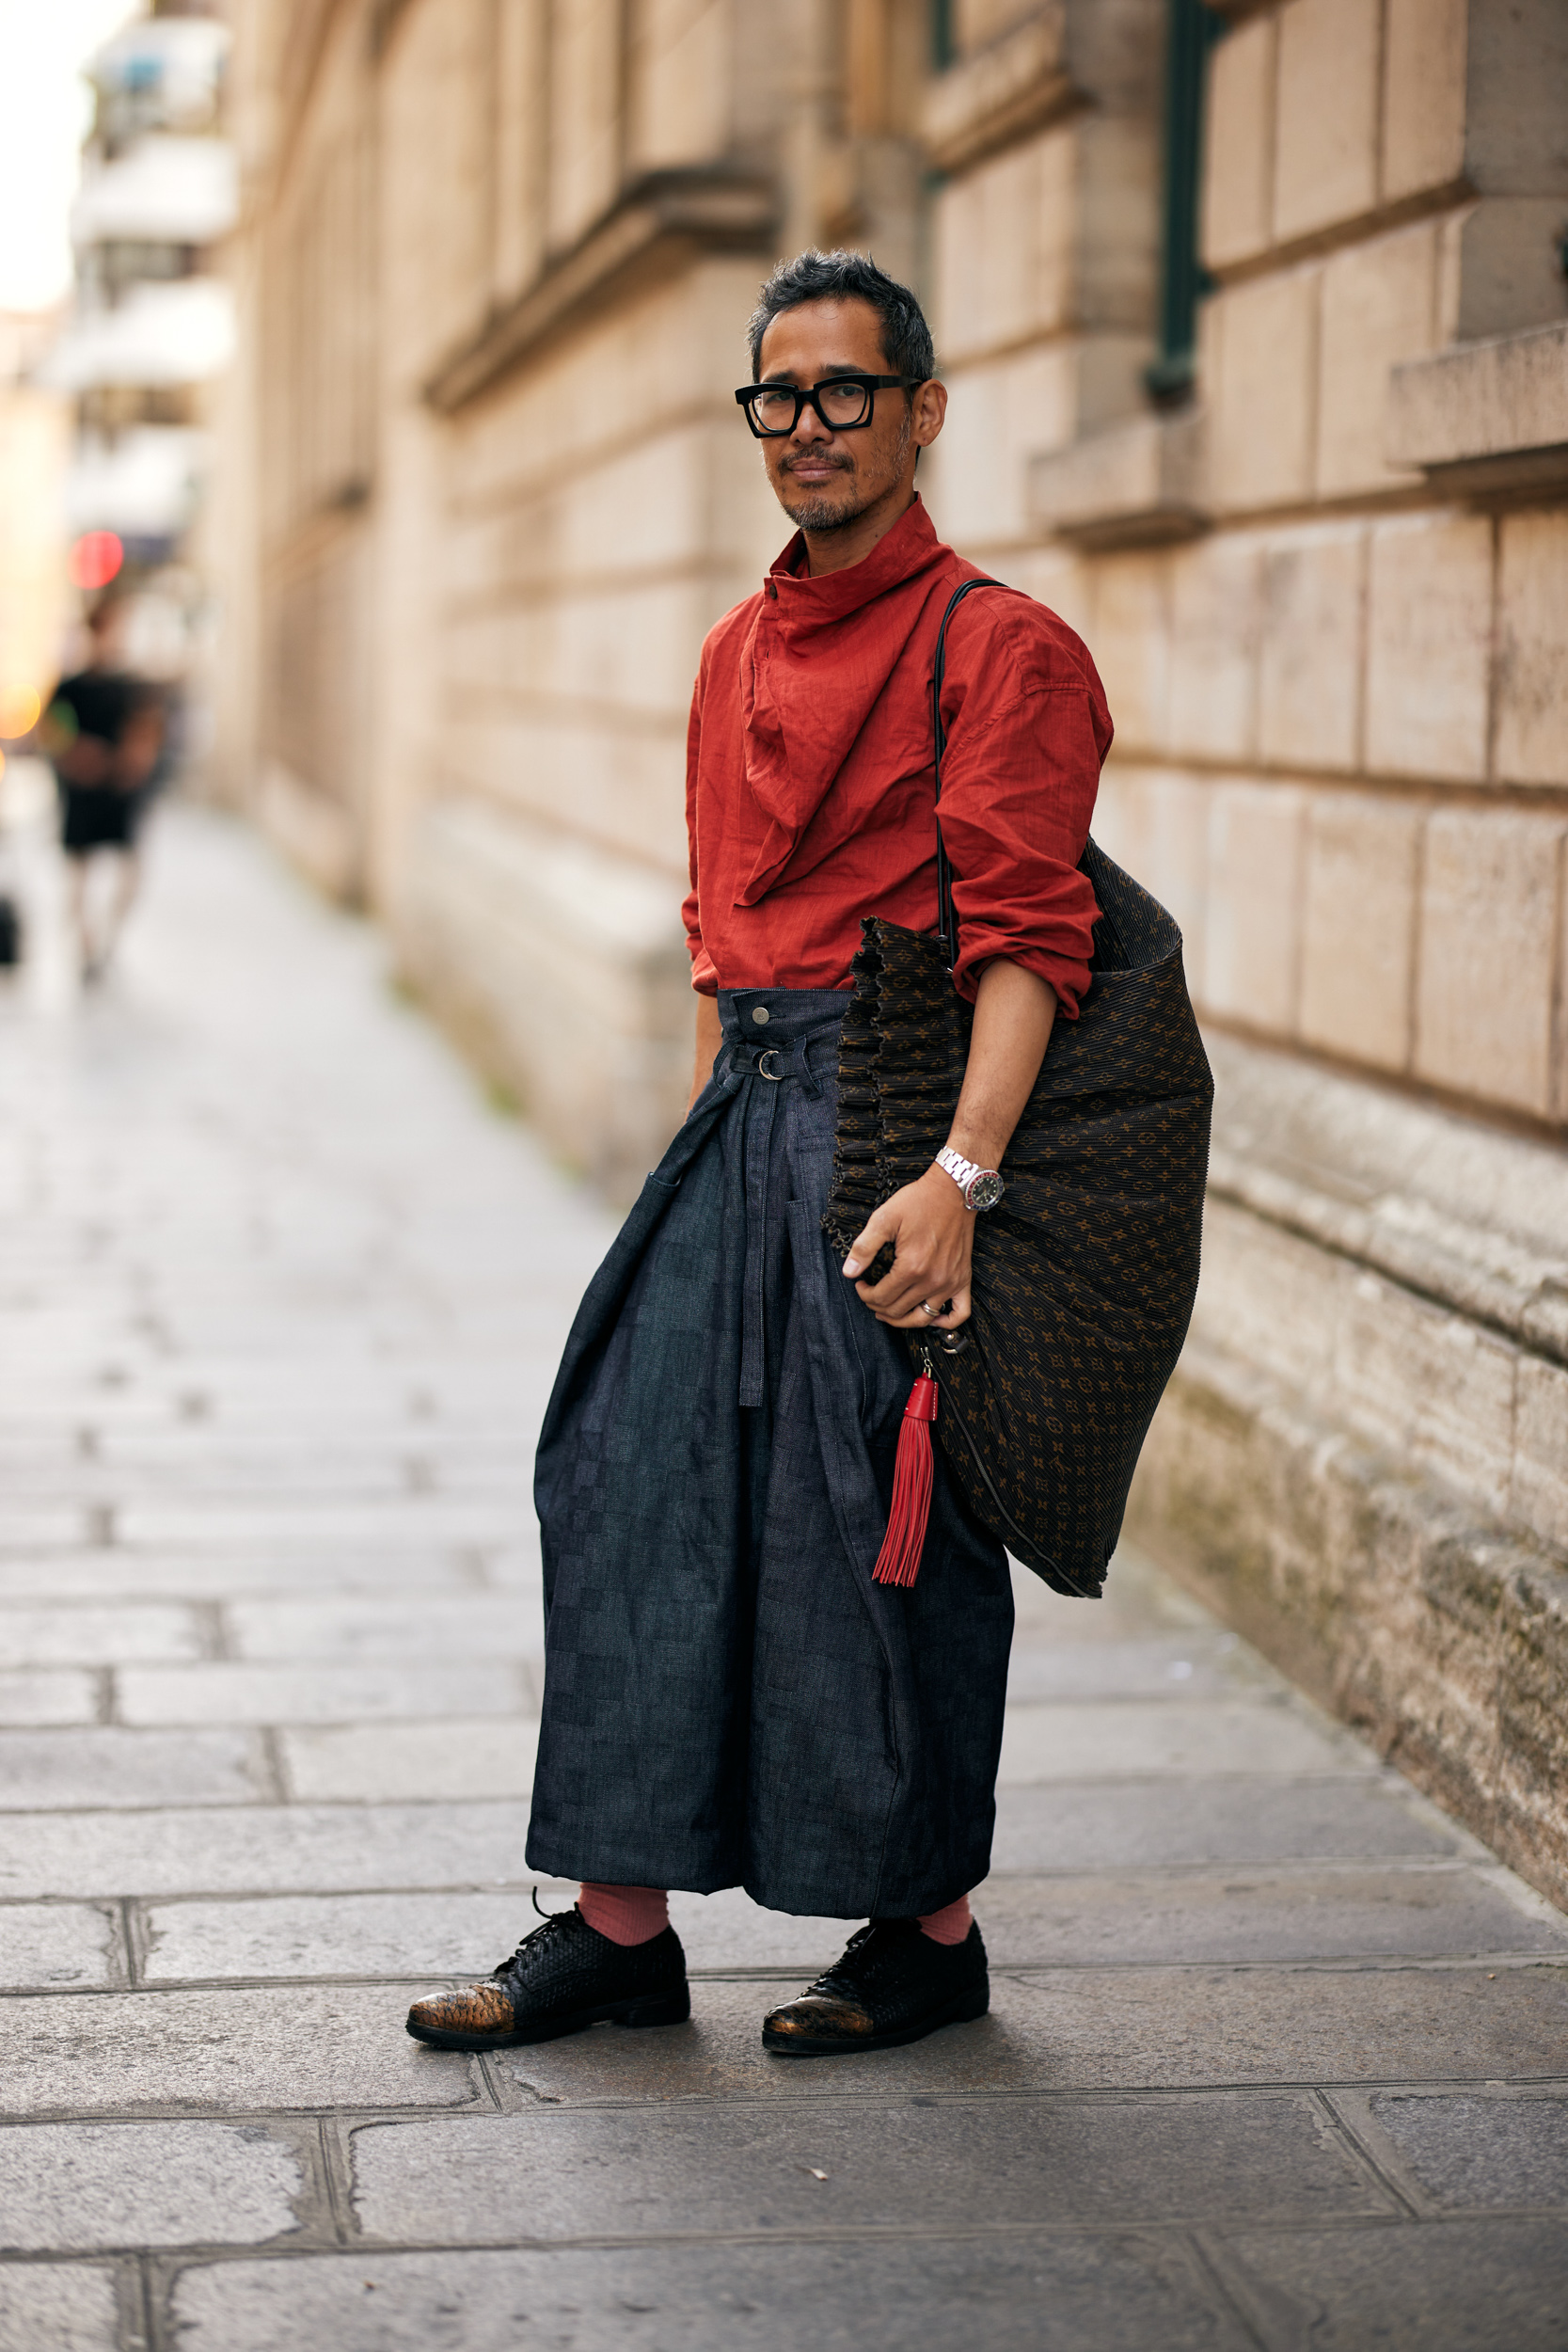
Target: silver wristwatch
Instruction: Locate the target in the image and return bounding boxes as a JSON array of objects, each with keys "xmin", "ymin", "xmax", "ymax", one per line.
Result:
[{"xmin": 935, "ymin": 1145, "xmax": 1006, "ymax": 1212}]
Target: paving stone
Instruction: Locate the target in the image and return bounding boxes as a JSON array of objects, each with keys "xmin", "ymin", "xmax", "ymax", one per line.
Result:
[
  {"xmin": 0, "ymin": 2120, "xmax": 305, "ymax": 2249},
  {"xmin": 167, "ymin": 2234, "xmax": 1254, "ymax": 2352},
  {"xmin": 0, "ymin": 1668, "xmax": 103, "ymax": 1726},
  {"xmin": 666, "ymin": 1888, "xmax": 857, "ymax": 1972},
  {"xmin": 1001, "ymin": 1963, "xmax": 1568, "ymax": 2090},
  {"xmin": 351, "ymin": 2092, "xmax": 1387, "ymax": 2243},
  {"xmin": 0, "ymin": 1800, "xmax": 534, "ymax": 1900},
  {"xmin": 119, "ymin": 1503, "xmax": 521, "ymax": 1549},
  {"xmin": 0, "ymin": 1728, "xmax": 270, "ymax": 1812},
  {"xmin": 1006, "ymin": 1632, "xmax": 1272, "ymax": 1702},
  {"xmin": 998, "ymin": 1698, "xmax": 1370, "ymax": 1783},
  {"xmin": 227, "ymin": 1597, "xmax": 542, "ymax": 1664},
  {"xmin": 116, "ymin": 1661, "xmax": 531, "ymax": 1727},
  {"xmin": 973, "ymin": 1863, "xmax": 1568, "ymax": 1964},
  {"xmin": 142, "ymin": 1884, "xmax": 856, "ymax": 1983},
  {"xmin": 0, "ymin": 1985, "xmax": 481, "ymax": 2117},
  {"xmin": 1367, "ymin": 2091, "xmax": 1568, "ymax": 2209},
  {"xmin": 0, "ymin": 2263, "xmax": 119, "ymax": 2352},
  {"xmin": 1220, "ymin": 2216, "xmax": 1568, "ymax": 2349},
  {"xmin": 990, "ymin": 1778, "xmax": 1465, "ymax": 1869},
  {"xmin": 0, "ymin": 1603, "xmax": 203, "ymax": 1668},
  {"xmin": 495, "ymin": 1964, "xmax": 1568, "ymax": 2105},
  {"xmin": 143, "ymin": 1890, "xmax": 539, "ymax": 1983},
  {"xmin": 495, "ymin": 1977, "xmax": 1033, "ymax": 2106},
  {"xmin": 0, "ymin": 1551, "xmax": 485, "ymax": 1600},
  {"xmin": 280, "ymin": 1717, "xmax": 539, "ymax": 1803},
  {"xmin": 0, "ymin": 1902, "xmax": 119, "ymax": 1991},
  {"xmin": 1013, "ymin": 1543, "xmax": 1212, "ymax": 1641}
]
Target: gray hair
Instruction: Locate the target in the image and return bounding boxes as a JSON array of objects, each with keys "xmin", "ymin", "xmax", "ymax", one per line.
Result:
[{"xmin": 746, "ymin": 250, "xmax": 938, "ymax": 386}]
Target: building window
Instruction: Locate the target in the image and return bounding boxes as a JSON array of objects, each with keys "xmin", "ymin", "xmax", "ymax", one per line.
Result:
[
  {"xmin": 930, "ymin": 0, "xmax": 956, "ymax": 74},
  {"xmin": 1147, "ymin": 0, "xmax": 1224, "ymax": 405}
]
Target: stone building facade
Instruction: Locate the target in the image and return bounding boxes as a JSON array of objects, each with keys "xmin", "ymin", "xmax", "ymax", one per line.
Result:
[{"xmin": 213, "ymin": 0, "xmax": 1568, "ymax": 1898}]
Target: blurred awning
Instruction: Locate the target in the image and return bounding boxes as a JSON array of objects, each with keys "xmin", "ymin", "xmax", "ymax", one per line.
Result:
[
  {"xmin": 72, "ymin": 136, "xmax": 238, "ymax": 247},
  {"xmin": 67, "ymin": 426, "xmax": 206, "ymax": 537},
  {"xmin": 90, "ymin": 18, "xmax": 231, "ymax": 129},
  {"xmin": 40, "ymin": 278, "xmax": 235, "ymax": 389}
]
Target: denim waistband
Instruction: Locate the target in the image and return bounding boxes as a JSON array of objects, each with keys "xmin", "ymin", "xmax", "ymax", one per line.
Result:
[{"xmin": 719, "ymin": 986, "xmax": 849, "ymax": 1094}]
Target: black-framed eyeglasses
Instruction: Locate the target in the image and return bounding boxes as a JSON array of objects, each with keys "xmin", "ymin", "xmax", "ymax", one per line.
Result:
[{"xmin": 734, "ymin": 375, "xmax": 922, "ymax": 437}]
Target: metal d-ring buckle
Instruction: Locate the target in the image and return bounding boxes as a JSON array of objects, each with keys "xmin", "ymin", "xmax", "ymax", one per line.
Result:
[{"xmin": 757, "ymin": 1049, "xmax": 783, "ymax": 1081}]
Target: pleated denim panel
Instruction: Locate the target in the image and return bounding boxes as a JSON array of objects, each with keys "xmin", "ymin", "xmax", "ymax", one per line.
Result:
[{"xmin": 528, "ymin": 987, "xmax": 1013, "ymax": 1920}]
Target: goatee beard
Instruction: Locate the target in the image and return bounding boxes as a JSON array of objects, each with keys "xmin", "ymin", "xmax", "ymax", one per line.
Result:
[
  {"xmin": 787, "ymin": 484, "xmax": 873, "ymax": 532},
  {"xmin": 781, "ymin": 415, "xmax": 909, "ymax": 535}
]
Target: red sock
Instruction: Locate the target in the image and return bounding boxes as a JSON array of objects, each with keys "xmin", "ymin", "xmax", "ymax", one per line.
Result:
[
  {"xmin": 918, "ymin": 1893, "xmax": 972, "ymax": 1946},
  {"xmin": 578, "ymin": 1883, "xmax": 670, "ymax": 1947}
]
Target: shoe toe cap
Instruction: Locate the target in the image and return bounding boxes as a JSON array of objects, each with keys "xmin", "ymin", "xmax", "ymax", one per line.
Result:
[
  {"xmin": 763, "ymin": 1994, "xmax": 872, "ymax": 2042},
  {"xmin": 406, "ymin": 1981, "xmax": 515, "ymax": 2037}
]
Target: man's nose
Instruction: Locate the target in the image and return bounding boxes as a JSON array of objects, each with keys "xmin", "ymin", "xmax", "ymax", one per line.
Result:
[{"xmin": 790, "ymin": 401, "xmax": 831, "ymax": 444}]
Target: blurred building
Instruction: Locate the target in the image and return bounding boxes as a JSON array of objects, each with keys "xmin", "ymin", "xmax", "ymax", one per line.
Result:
[
  {"xmin": 42, "ymin": 1, "xmax": 236, "ymax": 691},
  {"xmin": 0, "ymin": 315, "xmax": 71, "ymax": 743},
  {"xmin": 215, "ymin": 1, "xmax": 1568, "ymax": 1898}
]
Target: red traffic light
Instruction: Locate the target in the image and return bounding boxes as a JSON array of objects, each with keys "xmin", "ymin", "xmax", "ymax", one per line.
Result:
[{"xmin": 69, "ymin": 532, "xmax": 124, "ymax": 592}]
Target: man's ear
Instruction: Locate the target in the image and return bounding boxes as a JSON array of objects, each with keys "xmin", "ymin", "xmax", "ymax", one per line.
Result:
[{"xmin": 912, "ymin": 379, "xmax": 947, "ymax": 450}]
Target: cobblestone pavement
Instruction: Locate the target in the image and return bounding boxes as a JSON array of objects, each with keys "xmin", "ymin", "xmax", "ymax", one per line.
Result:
[{"xmin": 3, "ymin": 800, "xmax": 1567, "ymax": 2352}]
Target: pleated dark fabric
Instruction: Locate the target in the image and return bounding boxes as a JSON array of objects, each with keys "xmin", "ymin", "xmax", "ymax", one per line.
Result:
[{"xmin": 528, "ymin": 986, "xmax": 1013, "ymax": 1920}]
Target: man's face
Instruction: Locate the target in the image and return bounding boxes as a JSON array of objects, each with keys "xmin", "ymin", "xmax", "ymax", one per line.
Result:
[{"xmin": 752, "ymin": 297, "xmax": 940, "ymax": 534}]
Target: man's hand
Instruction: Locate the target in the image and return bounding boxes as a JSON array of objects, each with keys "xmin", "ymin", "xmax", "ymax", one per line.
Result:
[
  {"xmin": 114, "ymin": 704, "xmax": 163, "ymax": 791},
  {"xmin": 54, "ymin": 734, "xmax": 113, "ymax": 786},
  {"xmin": 840, "ymin": 958, "xmax": 1058, "ymax": 1331},
  {"xmin": 843, "ymin": 1165, "xmax": 974, "ymax": 1328}
]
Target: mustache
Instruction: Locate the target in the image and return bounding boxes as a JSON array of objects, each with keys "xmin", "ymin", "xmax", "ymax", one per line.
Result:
[{"xmin": 779, "ymin": 449, "xmax": 854, "ymax": 475}]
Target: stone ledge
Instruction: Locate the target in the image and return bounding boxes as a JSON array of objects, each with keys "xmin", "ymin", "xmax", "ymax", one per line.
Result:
[
  {"xmin": 1130, "ymin": 1343, "xmax": 1568, "ymax": 1915},
  {"xmin": 257, "ymin": 762, "xmax": 359, "ymax": 905},
  {"xmin": 921, "ymin": 8, "xmax": 1078, "ymax": 178},
  {"xmin": 392, "ymin": 795, "xmax": 690, "ymax": 1200},
  {"xmin": 1387, "ymin": 321, "xmax": 1568, "ymax": 498},
  {"xmin": 1204, "ymin": 1032, "xmax": 1568, "ymax": 1370},
  {"xmin": 424, "ymin": 169, "xmax": 778, "ymax": 414},
  {"xmin": 1030, "ymin": 410, "xmax": 1210, "ymax": 548}
]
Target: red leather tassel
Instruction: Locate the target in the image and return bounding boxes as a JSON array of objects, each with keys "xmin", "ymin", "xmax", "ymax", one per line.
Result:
[{"xmin": 873, "ymin": 1375, "xmax": 939, "ymax": 1588}]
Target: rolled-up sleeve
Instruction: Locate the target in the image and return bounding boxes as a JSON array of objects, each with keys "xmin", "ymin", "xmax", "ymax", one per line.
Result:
[
  {"xmin": 683, "ymin": 664, "xmax": 719, "ymax": 995},
  {"xmin": 936, "ymin": 607, "xmax": 1112, "ymax": 1017}
]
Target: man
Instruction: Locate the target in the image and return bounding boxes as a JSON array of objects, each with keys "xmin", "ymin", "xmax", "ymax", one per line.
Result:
[
  {"xmin": 43, "ymin": 597, "xmax": 164, "ymax": 984},
  {"xmin": 408, "ymin": 251, "xmax": 1111, "ymax": 2058}
]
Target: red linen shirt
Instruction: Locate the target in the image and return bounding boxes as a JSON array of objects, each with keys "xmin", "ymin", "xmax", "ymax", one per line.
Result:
[{"xmin": 682, "ymin": 495, "xmax": 1111, "ymax": 1015}]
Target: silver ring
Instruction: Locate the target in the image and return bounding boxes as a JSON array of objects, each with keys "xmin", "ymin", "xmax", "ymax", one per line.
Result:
[
  {"xmin": 919, "ymin": 1299, "xmax": 940, "ymax": 1317},
  {"xmin": 757, "ymin": 1049, "xmax": 783, "ymax": 1081}
]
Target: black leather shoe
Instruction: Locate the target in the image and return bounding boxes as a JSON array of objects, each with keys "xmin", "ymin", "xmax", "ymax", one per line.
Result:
[
  {"xmin": 405, "ymin": 1905, "xmax": 689, "ymax": 2049},
  {"xmin": 762, "ymin": 1917, "xmax": 988, "ymax": 2056}
]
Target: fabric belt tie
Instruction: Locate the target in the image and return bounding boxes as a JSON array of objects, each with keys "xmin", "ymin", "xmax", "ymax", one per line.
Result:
[
  {"xmin": 729, "ymin": 1015, "xmax": 838, "ymax": 1408},
  {"xmin": 725, "ymin": 1036, "xmax": 827, "ymax": 1094}
]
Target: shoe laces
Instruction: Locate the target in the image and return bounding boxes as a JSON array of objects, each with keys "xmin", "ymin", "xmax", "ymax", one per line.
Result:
[
  {"xmin": 811, "ymin": 1917, "xmax": 918, "ymax": 1998},
  {"xmin": 490, "ymin": 1897, "xmax": 578, "ymax": 1982}
]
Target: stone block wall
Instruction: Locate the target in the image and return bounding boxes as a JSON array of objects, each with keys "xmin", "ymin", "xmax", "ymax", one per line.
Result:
[
  {"xmin": 213, "ymin": 0, "xmax": 1568, "ymax": 1890},
  {"xmin": 1011, "ymin": 0, "xmax": 1568, "ymax": 1900}
]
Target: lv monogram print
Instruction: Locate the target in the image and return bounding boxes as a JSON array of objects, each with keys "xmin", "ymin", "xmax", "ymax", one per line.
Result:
[{"xmin": 822, "ymin": 838, "xmax": 1213, "ymax": 1599}]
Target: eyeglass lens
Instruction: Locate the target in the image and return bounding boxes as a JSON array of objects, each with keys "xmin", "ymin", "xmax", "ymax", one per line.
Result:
[{"xmin": 749, "ymin": 380, "xmax": 875, "ymax": 433}]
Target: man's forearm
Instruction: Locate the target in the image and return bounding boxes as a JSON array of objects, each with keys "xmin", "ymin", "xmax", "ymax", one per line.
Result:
[{"xmin": 944, "ymin": 960, "xmax": 1056, "ymax": 1169}]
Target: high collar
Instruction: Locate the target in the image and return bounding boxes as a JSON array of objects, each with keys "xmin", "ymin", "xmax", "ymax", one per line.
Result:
[
  {"xmin": 764, "ymin": 494, "xmax": 947, "ymax": 634},
  {"xmin": 736, "ymin": 493, "xmax": 958, "ymax": 909}
]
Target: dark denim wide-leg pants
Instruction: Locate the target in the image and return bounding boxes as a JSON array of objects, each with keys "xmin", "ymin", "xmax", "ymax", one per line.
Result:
[{"xmin": 528, "ymin": 987, "xmax": 1013, "ymax": 1919}]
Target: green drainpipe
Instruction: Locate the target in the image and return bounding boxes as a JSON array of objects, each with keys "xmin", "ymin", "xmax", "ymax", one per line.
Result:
[{"xmin": 1146, "ymin": 0, "xmax": 1225, "ymax": 406}]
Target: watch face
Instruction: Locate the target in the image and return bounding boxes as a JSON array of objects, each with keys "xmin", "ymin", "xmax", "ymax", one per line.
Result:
[{"xmin": 967, "ymin": 1170, "xmax": 1006, "ymax": 1211}]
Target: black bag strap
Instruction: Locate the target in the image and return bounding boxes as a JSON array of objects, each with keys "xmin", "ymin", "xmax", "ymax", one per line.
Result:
[{"xmin": 929, "ymin": 575, "xmax": 1004, "ymax": 970}]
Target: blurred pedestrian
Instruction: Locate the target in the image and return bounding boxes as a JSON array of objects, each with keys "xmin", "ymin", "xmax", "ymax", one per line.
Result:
[{"xmin": 41, "ymin": 596, "xmax": 164, "ymax": 984}]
